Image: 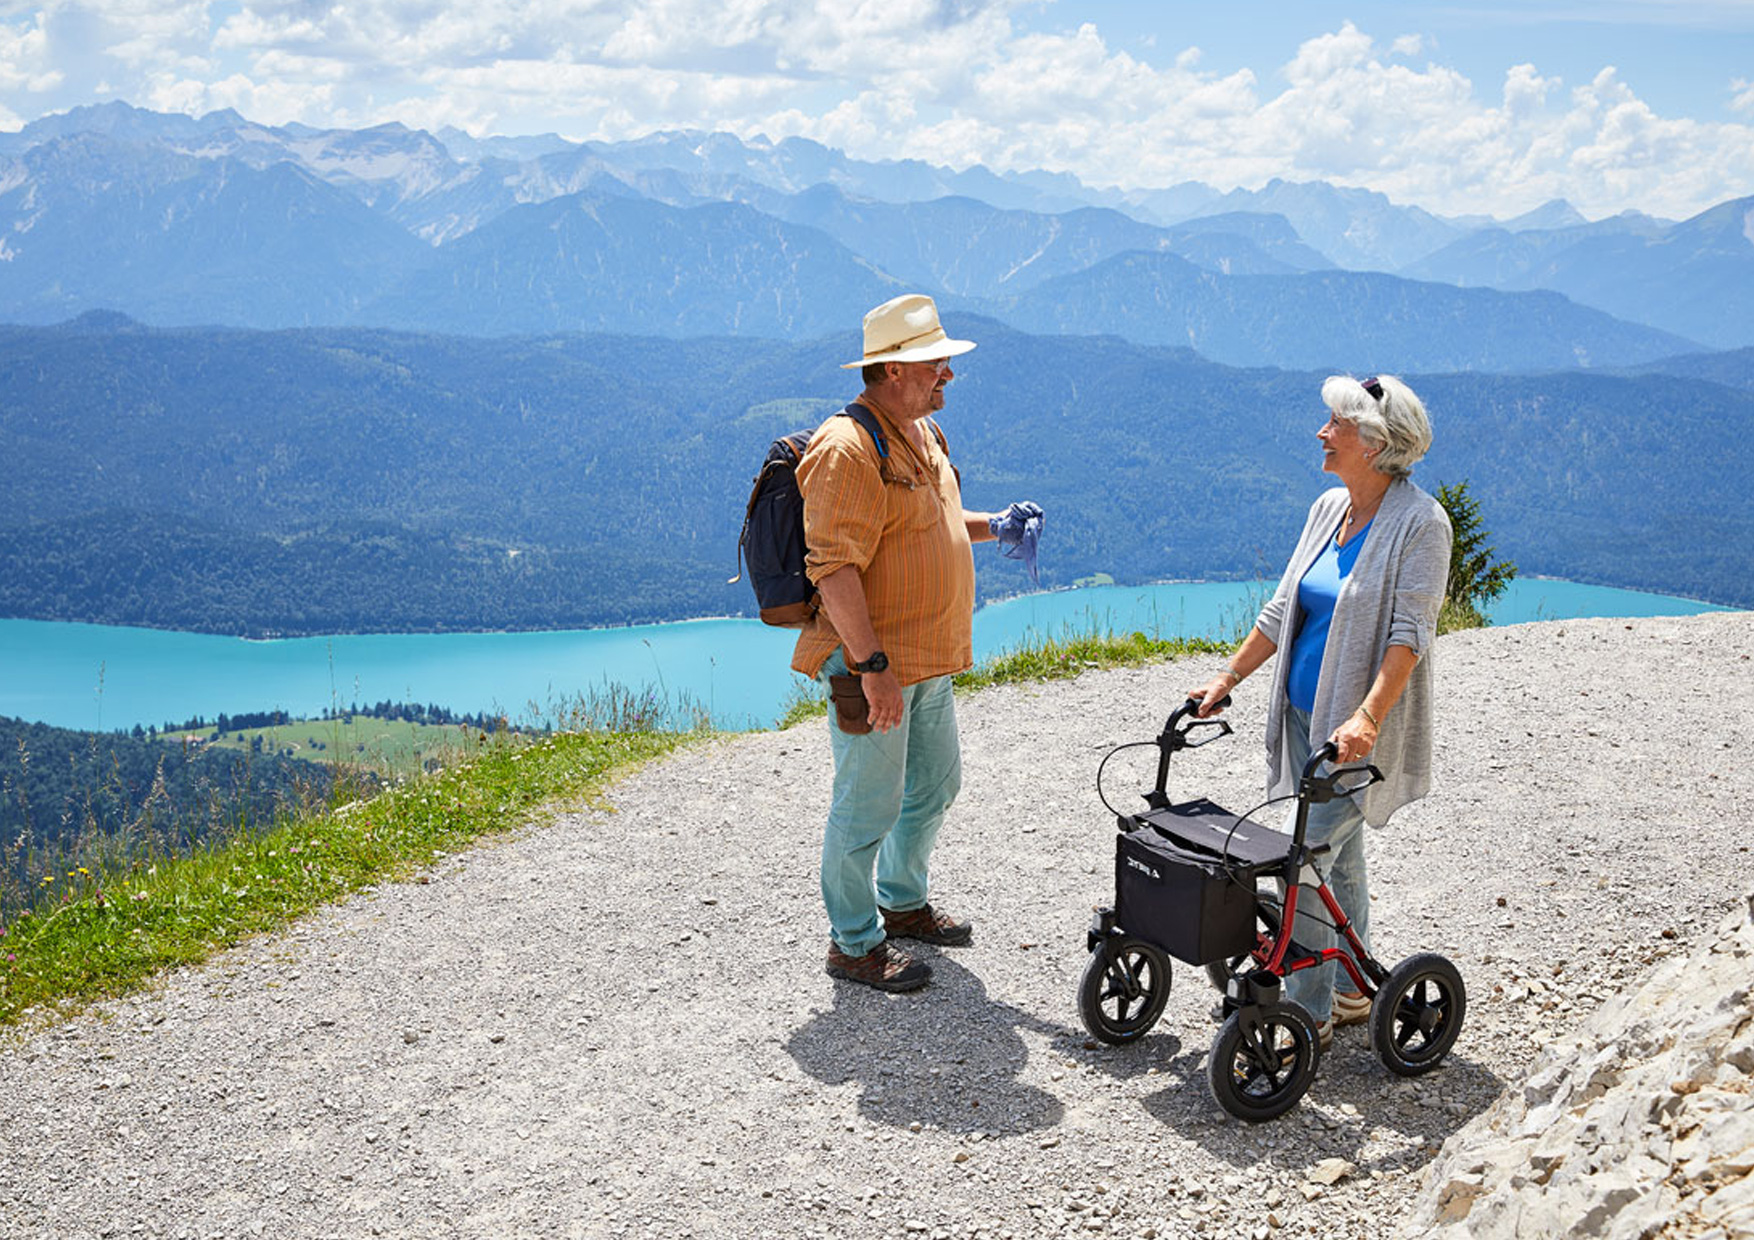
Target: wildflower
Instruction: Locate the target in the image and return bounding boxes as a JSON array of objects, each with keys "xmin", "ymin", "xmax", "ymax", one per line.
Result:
[
  {"xmin": 77, "ymin": 867, "xmax": 90, "ymax": 877},
  {"xmin": 5, "ymin": 953, "xmax": 13, "ymax": 964},
  {"xmin": 130, "ymin": 891, "xmax": 149, "ymax": 903}
]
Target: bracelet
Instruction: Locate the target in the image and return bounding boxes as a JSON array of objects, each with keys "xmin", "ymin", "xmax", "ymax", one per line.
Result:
[
  {"xmin": 1218, "ymin": 667, "xmax": 1240, "ymax": 685},
  {"xmin": 1357, "ymin": 704, "xmax": 1380, "ymax": 728}
]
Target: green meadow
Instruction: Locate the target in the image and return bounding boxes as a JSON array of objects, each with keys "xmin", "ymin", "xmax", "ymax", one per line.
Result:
[{"xmin": 179, "ymin": 715, "xmax": 481, "ymax": 779}]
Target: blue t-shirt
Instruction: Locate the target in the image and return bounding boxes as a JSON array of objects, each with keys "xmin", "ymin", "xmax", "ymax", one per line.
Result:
[{"xmin": 1286, "ymin": 518, "xmax": 1372, "ymax": 712}]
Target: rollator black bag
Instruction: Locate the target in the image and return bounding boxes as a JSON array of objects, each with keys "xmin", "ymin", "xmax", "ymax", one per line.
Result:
[{"xmin": 1115, "ymin": 826, "xmax": 1256, "ymax": 965}]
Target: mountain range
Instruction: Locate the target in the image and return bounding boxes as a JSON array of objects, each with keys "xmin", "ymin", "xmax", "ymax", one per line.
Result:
[
  {"xmin": 1403, "ymin": 202, "xmax": 1754, "ymax": 349},
  {"xmin": 1, "ymin": 316, "xmax": 1747, "ymax": 642},
  {"xmin": 1, "ymin": 102, "xmax": 1748, "ymax": 358},
  {"xmin": 983, "ymin": 255, "xmax": 1695, "ymax": 372}
]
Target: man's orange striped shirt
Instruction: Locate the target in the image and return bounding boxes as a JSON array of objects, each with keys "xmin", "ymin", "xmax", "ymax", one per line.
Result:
[{"xmin": 790, "ymin": 399, "xmax": 975, "ymax": 686}]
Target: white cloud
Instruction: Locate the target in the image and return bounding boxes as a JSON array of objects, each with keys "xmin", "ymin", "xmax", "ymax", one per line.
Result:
[
  {"xmin": 2, "ymin": 3, "xmax": 1752, "ymax": 218},
  {"xmin": 0, "ymin": 10, "xmax": 60, "ymax": 94},
  {"xmin": 1281, "ymin": 20, "xmax": 1375, "ymax": 86},
  {"xmin": 143, "ymin": 69, "xmax": 340, "ymax": 127},
  {"xmin": 1502, "ymin": 62, "xmax": 1559, "ymax": 116},
  {"xmin": 775, "ymin": 18, "xmax": 1754, "ymax": 220}
]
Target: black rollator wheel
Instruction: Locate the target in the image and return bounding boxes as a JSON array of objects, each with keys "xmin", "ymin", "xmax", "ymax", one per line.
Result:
[
  {"xmin": 1371, "ymin": 952, "xmax": 1466, "ymax": 1076},
  {"xmin": 1207, "ymin": 1001, "xmax": 1319, "ymax": 1121},
  {"xmin": 1078, "ymin": 936, "xmax": 1171, "ymax": 1044}
]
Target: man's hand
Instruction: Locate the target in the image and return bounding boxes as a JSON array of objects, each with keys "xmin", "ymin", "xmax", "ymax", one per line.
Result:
[
  {"xmin": 986, "ymin": 501, "xmax": 1043, "ymax": 584},
  {"xmin": 863, "ymin": 668, "xmax": 905, "ymax": 732},
  {"xmin": 987, "ymin": 501, "xmax": 1043, "ymax": 546}
]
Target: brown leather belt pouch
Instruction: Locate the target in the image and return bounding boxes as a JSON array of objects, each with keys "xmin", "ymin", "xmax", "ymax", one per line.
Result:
[{"xmin": 827, "ymin": 674, "xmax": 872, "ymax": 734}]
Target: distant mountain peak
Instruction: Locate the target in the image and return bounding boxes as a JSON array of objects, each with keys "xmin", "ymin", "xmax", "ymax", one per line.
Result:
[
  {"xmin": 1502, "ymin": 198, "xmax": 1588, "ymax": 232},
  {"xmin": 65, "ymin": 308, "xmax": 142, "ymax": 332}
]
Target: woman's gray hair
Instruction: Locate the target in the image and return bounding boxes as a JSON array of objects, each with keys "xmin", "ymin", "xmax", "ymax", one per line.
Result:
[{"xmin": 1321, "ymin": 374, "xmax": 1432, "ymax": 477}]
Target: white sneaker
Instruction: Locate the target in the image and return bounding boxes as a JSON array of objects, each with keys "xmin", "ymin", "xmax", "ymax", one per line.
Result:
[{"xmin": 1333, "ymin": 990, "xmax": 1371, "ymax": 1026}]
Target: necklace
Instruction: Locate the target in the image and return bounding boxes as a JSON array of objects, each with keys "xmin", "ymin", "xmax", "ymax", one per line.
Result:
[{"xmin": 1341, "ymin": 498, "xmax": 1382, "ymax": 543}]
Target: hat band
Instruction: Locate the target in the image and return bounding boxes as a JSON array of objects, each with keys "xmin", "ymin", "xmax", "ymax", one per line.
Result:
[{"xmin": 866, "ymin": 326, "xmax": 945, "ymax": 357}]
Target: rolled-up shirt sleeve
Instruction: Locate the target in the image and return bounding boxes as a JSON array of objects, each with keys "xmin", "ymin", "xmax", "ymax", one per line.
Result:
[
  {"xmin": 1387, "ymin": 513, "xmax": 1452, "ymax": 656},
  {"xmin": 797, "ymin": 426, "xmax": 884, "ymax": 584}
]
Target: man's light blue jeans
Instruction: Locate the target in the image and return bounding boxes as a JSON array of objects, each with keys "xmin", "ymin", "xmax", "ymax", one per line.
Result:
[
  {"xmin": 818, "ymin": 649, "xmax": 962, "ymax": 957},
  {"xmin": 1282, "ymin": 703, "xmax": 1370, "ymax": 1024}
]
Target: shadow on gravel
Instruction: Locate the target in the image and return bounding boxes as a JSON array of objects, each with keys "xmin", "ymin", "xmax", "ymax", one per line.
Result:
[
  {"xmin": 1306, "ymin": 1049, "xmax": 1505, "ymax": 1171},
  {"xmin": 784, "ymin": 958, "xmax": 1073, "ymax": 1135},
  {"xmin": 1136, "ymin": 1043, "xmax": 1232, "ymax": 1134},
  {"xmin": 1130, "ymin": 1037, "xmax": 1505, "ymax": 1169}
]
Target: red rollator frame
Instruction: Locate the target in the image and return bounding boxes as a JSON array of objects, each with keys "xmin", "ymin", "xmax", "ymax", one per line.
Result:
[{"xmin": 1078, "ymin": 697, "xmax": 1467, "ymax": 1121}]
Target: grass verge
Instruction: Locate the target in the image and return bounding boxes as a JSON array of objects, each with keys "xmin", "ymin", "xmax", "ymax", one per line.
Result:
[
  {"xmin": 0, "ymin": 727, "xmax": 693, "ymax": 1027},
  {"xmin": 777, "ymin": 629, "xmax": 1231, "ymax": 729},
  {"xmin": 952, "ymin": 629, "xmax": 1230, "ymax": 692}
]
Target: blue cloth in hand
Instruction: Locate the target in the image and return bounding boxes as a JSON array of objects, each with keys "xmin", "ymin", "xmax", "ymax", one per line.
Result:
[{"xmin": 988, "ymin": 501, "xmax": 1044, "ymax": 585}]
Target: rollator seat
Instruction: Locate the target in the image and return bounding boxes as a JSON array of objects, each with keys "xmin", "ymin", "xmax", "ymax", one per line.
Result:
[{"xmin": 1131, "ymin": 798, "xmax": 1325, "ymax": 874}]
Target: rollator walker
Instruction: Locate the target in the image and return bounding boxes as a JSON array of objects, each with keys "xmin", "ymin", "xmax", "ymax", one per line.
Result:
[{"xmin": 1078, "ymin": 696, "xmax": 1466, "ymax": 1121}]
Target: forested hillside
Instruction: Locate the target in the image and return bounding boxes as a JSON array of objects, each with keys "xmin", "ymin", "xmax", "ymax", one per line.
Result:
[
  {"xmin": 0, "ymin": 715, "xmax": 333, "ymax": 912},
  {"xmin": 0, "ymin": 316, "xmax": 1747, "ymax": 637},
  {"xmin": 984, "ymin": 257, "xmax": 1698, "ymax": 371}
]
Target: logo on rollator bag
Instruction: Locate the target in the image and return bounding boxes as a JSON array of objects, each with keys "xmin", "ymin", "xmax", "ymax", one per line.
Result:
[{"xmin": 1125, "ymin": 854, "xmax": 1161, "ymax": 881}]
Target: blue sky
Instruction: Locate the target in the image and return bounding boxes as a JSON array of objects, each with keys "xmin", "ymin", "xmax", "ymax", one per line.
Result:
[
  {"xmin": 2, "ymin": 0, "xmax": 1751, "ymax": 220},
  {"xmin": 1070, "ymin": 2, "xmax": 1754, "ymax": 124}
]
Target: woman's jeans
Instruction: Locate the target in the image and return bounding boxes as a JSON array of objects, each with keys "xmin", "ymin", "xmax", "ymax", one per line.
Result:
[
  {"xmin": 1282, "ymin": 703, "xmax": 1370, "ymax": 1023},
  {"xmin": 818, "ymin": 649, "xmax": 963, "ymax": 957}
]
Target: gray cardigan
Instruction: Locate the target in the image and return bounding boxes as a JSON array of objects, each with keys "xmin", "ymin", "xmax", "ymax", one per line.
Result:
[{"xmin": 1255, "ymin": 479, "xmax": 1452, "ymax": 825}]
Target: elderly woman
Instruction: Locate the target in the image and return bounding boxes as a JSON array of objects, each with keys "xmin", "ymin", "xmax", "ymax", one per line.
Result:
[{"xmin": 1189, "ymin": 374, "xmax": 1451, "ymax": 1048}]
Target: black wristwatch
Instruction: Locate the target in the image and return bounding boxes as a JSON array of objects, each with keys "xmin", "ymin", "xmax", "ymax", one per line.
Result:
[{"xmin": 850, "ymin": 650, "xmax": 890, "ymax": 674}]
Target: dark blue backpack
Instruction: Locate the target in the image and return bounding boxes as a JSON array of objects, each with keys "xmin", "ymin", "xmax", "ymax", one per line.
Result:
[{"xmin": 731, "ymin": 403, "xmax": 891, "ymax": 628}]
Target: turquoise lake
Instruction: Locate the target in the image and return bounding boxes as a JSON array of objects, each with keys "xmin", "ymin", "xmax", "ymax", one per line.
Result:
[{"xmin": 0, "ymin": 578, "xmax": 1733, "ymax": 734}]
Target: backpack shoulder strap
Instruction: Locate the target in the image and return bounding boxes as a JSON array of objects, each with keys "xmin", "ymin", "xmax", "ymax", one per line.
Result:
[
  {"xmin": 837, "ymin": 402, "xmax": 889, "ymax": 459},
  {"xmin": 926, "ymin": 417, "xmax": 948, "ymax": 455}
]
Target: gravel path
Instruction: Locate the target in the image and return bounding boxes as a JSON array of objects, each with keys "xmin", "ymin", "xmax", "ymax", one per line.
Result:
[{"xmin": 2, "ymin": 612, "xmax": 1750, "ymax": 1240}]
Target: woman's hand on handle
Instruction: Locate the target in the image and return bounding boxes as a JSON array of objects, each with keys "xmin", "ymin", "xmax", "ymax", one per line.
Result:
[
  {"xmin": 1188, "ymin": 626, "xmax": 1279, "ymax": 717},
  {"xmin": 1188, "ymin": 675, "xmax": 1236, "ymax": 717},
  {"xmin": 1329, "ymin": 712, "xmax": 1379, "ymax": 764}
]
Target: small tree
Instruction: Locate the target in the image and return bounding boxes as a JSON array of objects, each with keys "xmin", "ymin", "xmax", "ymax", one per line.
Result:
[{"xmin": 1435, "ymin": 481, "xmax": 1517, "ymax": 632}]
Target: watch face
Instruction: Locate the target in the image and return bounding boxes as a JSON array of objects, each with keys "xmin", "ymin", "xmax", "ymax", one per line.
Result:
[{"xmin": 861, "ymin": 651, "xmax": 889, "ymax": 673}]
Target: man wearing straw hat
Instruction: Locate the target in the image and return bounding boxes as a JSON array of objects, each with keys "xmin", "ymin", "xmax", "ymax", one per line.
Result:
[{"xmin": 792, "ymin": 293, "xmax": 1042, "ymax": 992}]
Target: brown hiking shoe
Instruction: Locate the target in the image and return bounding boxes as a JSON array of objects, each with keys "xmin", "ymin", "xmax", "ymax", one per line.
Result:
[
  {"xmin": 880, "ymin": 903, "xmax": 974, "ymax": 946},
  {"xmin": 825, "ymin": 941, "xmax": 932, "ymax": 992}
]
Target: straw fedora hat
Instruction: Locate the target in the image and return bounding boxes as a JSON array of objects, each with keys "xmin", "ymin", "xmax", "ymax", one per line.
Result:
[{"xmin": 840, "ymin": 293, "xmax": 977, "ymax": 369}]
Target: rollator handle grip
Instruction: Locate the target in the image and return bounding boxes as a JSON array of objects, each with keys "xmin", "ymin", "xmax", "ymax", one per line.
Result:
[
  {"xmin": 1145, "ymin": 696, "xmax": 1234, "ymax": 809},
  {"xmin": 1299, "ymin": 742, "xmax": 1385, "ymax": 802},
  {"xmin": 1165, "ymin": 694, "xmax": 1231, "ymax": 731}
]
